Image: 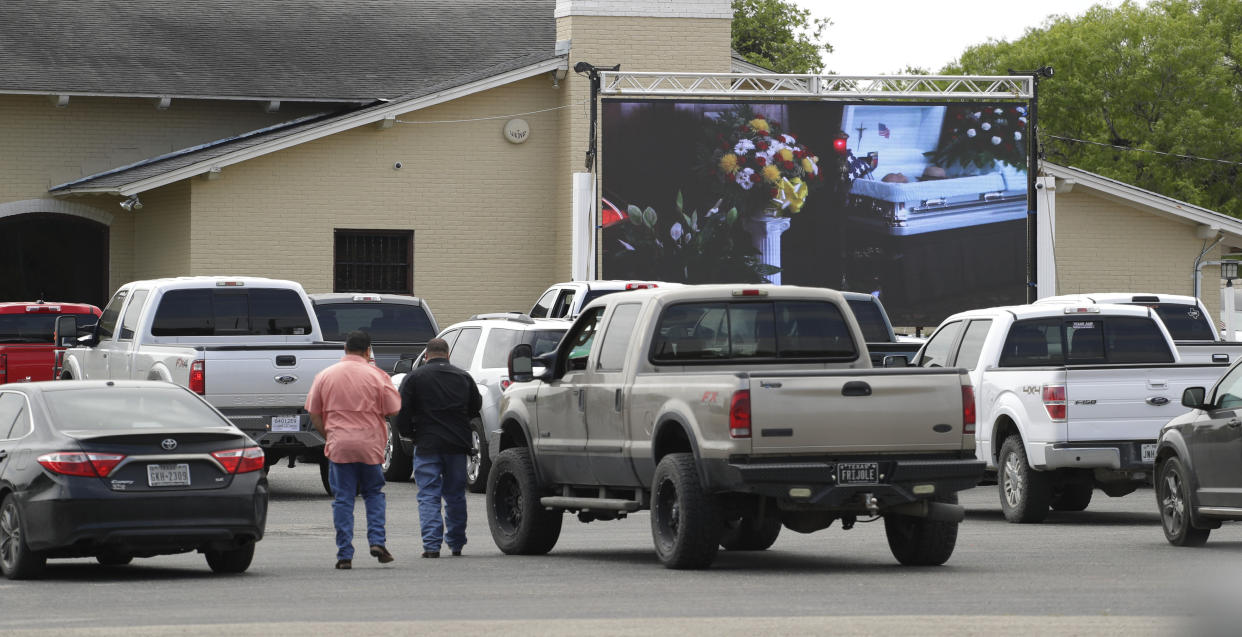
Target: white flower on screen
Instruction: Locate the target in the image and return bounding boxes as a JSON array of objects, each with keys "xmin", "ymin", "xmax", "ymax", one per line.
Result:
[
  {"xmin": 981, "ymin": 122, "xmax": 992, "ymax": 131},
  {"xmin": 618, "ymin": 240, "xmax": 635, "ymax": 251},
  {"xmin": 1014, "ymin": 131, "xmax": 1023, "ymax": 141},
  {"xmin": 966, "ymin": 128, "xmax": 977, "ymax": 138},
  {"xmin": 736, "ymin": 167, "xmax": 756, "ymax": 190},
  {"xmin": 991, "ymin": 136, "xmax": 1002, "ymax": 145},
  {"xmin": 670, "ymin": 222, "xmax": 684, "ymax": 241},
  {"xmin": 994, "ymin": 108, "xmax": 1003, "ymax": 115},
  {"xmin": 733, "ymin": 139, "xmax": 756, "ymax": 154},
  {"xmin": 781, "ymin": 134, "xmax": 796, "ymax": 145}
]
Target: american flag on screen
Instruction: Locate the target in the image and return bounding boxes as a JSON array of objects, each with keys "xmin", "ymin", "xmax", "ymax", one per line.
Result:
[
  {"xmin": 878, "ymin": 123, "xmax": 891, "ymax": 138},
  {"xmin": 846, "ymin": 151, "xmax": 875, "ymax": 180}
]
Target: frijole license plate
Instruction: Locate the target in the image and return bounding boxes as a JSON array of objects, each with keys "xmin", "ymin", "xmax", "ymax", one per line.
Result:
[
  {"xmin": 837, "ymin": 462, "xmax": 879, "ymax": 484},
  {"xmin": 1141, "ymin": 443, "xmax": 1157, "ymax": 462},
  {"xmin": 271, "ymin": 415, "xmax": 300, "ymax": 432},
  {"xmin": 147, "ymin": 463, "xmax": 191, "ymax": 487}
]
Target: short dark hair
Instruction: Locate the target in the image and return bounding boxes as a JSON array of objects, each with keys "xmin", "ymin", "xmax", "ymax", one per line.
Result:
[
  {"xmin": 425, "ymin": 337, "xmax": 450, "ymax": 357},
  {"xmin": 345, "ymin": 330, "xmax": 371, "ymax": 354}
]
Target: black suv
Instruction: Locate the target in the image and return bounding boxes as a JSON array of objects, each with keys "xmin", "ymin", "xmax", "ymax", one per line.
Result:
[{"xmin": 309, "ymin": 293, "xmax": 439, "ymax": 373}]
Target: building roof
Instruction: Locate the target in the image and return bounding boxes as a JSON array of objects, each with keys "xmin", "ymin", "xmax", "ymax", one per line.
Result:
[
  {"xmin": 50, "ymin": 53, "xmax": 566, "ymax": 195},
  {"xmin": 0, "ymin": 0, "xmax": 555, "ymax": 103},
  {"xmin": 1041, "ymin": 162, "xmax": 1242, "ymax": 240}
]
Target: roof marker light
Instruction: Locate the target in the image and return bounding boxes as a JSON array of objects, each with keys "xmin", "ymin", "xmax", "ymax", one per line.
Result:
[
  {"xmin": 732, "ymin": 289, "xmax": 768, "ymax": 297},
  {"xmin": 1063, "ymin": 307, "xmax": 1100, "ymax": 314}
]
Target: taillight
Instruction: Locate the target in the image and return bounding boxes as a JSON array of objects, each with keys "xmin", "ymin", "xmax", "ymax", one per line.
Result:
[
  {"xmin": 37, "ymin": 452, "xmax": 126, "ymax": 477},
  {"xmin": 500, "ymin": 378, "xmax": 512, "ymax": 391},
  {"xmin": 1042, "ymin": 385, "xmax": 1067, "ymax": 422},
  {"xmin": 962, "ymin": 385, "xmax": 976, "ymax": 435},
  {"xmin": 212, "ymin": 447, "xmax": 265, "ymax": 474},
  {"xmin": 189, "ymin": 360, "xmax": 205, "ymax": 394},
  {"xmin": 729, "ymin": 390, "xmax": 751, "ymax": 438},
  {"xmin": 625, "ymin": 283, "xmax": 654, "ymax": 290}
]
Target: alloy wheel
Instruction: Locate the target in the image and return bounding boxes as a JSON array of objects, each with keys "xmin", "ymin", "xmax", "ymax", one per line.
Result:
[
  {"xmin": 1003, "ymin": 452, "xmax": 1024, "ymax": 508},
  {"xmin": 0, "ymin": 502, "xmax": 19, "ymax": 573},
  {"xmin": 492, "ymin": 474, "xmax": 523, "ymax": 534},
  {"xmin": 382, "ymin": 426, "xmax": 394, "ymax": 473},
  {"xmin": 1160, "ymin": 472, "xmax": 1187, "ymax": 536},
  {"xmin": 467, "ymin": 430, "xmax": 482, "ymax": 484},
  {"xmin": 653, "ymin": 478, "xmax": 680, "ymax": 547}
]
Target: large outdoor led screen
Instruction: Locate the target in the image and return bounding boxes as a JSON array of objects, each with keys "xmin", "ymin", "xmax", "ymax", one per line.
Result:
[{"xmin": 600, "ymin": 99, "xmax": 1032, "ymax": 327}]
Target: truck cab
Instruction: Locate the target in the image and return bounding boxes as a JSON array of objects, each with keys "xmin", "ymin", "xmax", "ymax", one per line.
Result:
[{"xmin": 0, "ymin": 301, "xmax": 100, "ymax": 385}]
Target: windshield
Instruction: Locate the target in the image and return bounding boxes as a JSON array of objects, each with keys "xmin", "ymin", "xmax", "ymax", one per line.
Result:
[
  {"xmin": 1144, "ymin": 303, "xmax": 1215, "ymax": 341},
  {"xmin": 845, "ymin": 298, "xmax": 891, "ymax": 343},
  {"xmin": 0, "ymin": 314, "xmax": 96, "ymax": 343},
  {"xmin": 314, "ymin": 302, "xmax": 436, "ymax": 343},
  {"xmin": 528, "ymin": 329, "xmax": 567, "ymax": 357},
  {"xmin": 44, "ymin": 386, "xmax": 229, "ymax": 430}
]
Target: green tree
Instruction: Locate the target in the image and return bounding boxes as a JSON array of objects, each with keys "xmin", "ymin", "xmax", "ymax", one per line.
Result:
[
  {"xmin": 944, "ymin": 0, "xmax": 1242, "ymax": 216},
  {"xmin": 732, "ymin": 0, "xmax": 831, "ymax": 74}
]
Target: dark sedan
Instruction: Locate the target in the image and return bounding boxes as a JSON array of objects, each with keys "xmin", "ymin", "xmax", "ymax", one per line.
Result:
[
  {"xmin": 0, "ymin": 381, "xmax": 268, "ymax": 579},
  {"xmin": 1155, "ymin": 361, "xmax": 1242, "ymax": 546}
]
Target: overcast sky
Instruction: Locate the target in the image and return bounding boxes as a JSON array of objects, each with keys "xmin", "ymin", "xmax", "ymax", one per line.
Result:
[{"xmin": 805, "ymin": 0, "xmax": 1143, "ymax": 75}]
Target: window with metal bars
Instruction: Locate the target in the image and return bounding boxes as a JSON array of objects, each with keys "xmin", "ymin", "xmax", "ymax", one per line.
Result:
[{"xmin": 333, "ymin": 230, "xmax": 413, "ymax": 294}]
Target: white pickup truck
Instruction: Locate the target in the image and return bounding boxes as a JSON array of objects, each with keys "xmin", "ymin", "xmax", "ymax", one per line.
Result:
[
  {"xmin": 57, "ymin": 277, "xmax": 342, "ymax": 491},
  {"xmin": 914, "ymin": 302, "xmax": 1230, "ymax": 522},
  {"xmin": 1036, "ymin": 292, "xmax": 1242, "ymax": 365}
]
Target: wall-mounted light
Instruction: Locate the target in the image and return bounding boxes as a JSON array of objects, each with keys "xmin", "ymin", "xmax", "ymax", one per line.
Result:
[{"xmin": 119, "ymin": 195, "xmax": 143, "ymax": 211}]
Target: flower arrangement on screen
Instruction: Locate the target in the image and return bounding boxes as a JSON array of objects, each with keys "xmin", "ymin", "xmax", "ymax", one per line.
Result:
[
  {"xmin": 700, "ymin": 105, "xmax": 821, "ymax": 216},
  {"xmin": 924, "ymin": 105, "xmax": 1027, "ymax": 171}
]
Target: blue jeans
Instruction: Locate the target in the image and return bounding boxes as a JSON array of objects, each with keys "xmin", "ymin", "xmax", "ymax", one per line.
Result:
[
  {"xmin": 413, "ymin": 452, "xmax": 467, "ymax": 552},
  {"xmin": 329, "ymin": 462, "xmax": 386, "ymax": 560}
]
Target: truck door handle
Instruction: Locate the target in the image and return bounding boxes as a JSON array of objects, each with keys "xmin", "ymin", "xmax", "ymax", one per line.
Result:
[
  {"xmin": 1229, "ymin": 419, "xmax": 1241, "ymax": 428},
  {"xmin": 842, "ymin": 381, "xmax": 872, "ymax": 397},
  {"xmin": 576, "ymin": 389, "xmax": 584, "ymax": 410},
  {"xmin": 0, "ymin": 450, "xmax": 8, "ymax": 461},
  {"xmin": 614, "ymin": 388, "xmax": 623, "ymax": 412}
]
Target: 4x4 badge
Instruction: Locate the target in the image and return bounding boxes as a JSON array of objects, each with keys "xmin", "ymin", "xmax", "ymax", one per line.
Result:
[{"xmin": 275, "ymin": 375, "xmax": 298, "ymax": 384}]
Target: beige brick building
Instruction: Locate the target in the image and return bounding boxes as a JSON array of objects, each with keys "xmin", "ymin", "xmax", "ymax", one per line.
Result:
[{"xmin": 2, "ymin": 0, "xmax": 1239, "ymax": 328}]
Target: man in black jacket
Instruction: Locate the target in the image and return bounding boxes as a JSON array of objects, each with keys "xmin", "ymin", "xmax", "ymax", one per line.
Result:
[{"xmin": 397, "ymin": 337, "xmax": 482, "ymax": 558}]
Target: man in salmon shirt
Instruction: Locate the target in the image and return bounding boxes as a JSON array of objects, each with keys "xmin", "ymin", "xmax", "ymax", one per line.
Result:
[{"xmin": 307, "ymin": 330, "xmax": 402, "ymax": 570}]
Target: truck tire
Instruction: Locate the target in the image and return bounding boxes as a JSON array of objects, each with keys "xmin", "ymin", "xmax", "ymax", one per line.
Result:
[
  {"xmin": 884, "ymin": 494, "xmax": 960, "ymax": 566},
  {"xmin": 998, "ymin": 434, "xmax": 1051, "ymax": 523},
  {"xmin": 205, "ymin": 543, "xmax": 255, "ymax": 574},
  {"xmin": 1050, "ymin": 483, "xmax": 1093, "ymax": 512},
  {"xmin": 0, "ymin": 495, "xmax": 46, "ymax": 580},
  {"xmin": 466, "ymin": 418, "xmax": 491, "ymax": 494},
  {"xmin": 487, "ymin": 448, "xmax": 562, "ymax": 555},
  {"xmin": 382, "ymin": 422, "xmax": 414, "ymax": 482},
  {"xmin": 650, "ymin": 453, "xmax": 722, "ymax": 569},
  {"xmin": 1157, "ymin": 456, "xmax": 1210, "ymax": 547},
  {"xmin": 319, "ymin": 460, "xmax": 333, "ymax": 496},
  {"xmin": 720, "ymin": 515, "xmax": 781, "ymax": 551}
]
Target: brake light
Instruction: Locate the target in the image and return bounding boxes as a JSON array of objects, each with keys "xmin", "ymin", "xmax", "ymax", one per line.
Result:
[
  {"xmin": 212, "ymin": 447, "xmax": 265, "ymax": 474},
  {"xmin": 962, "ymin": 385, "xmax": 976, "ymax": 434},
  {"xmin": 1042, "ymin": 385, "xmax": 1067, "ymax": 422},
  {"xmin": 731, "ymin": 289, "xmax": 768, "ymax": 297},
  {"xmin": 37, "ymin": 452, "xmax": 126, "ymax": 477},
  {"xmin": 25, "ymin": 305, "xmax": 61, "ymax": 313},
  {"xmin": 729, "ymin": 390, "xmax": 752, "ymax": 438},
  {"xmin": 215, "ymin": 281, "xmax": 245, "ymax": 287},
  {"xmin": 189, "ymin": 360, "xmax": 205, "ymax": 394},
  {"xmin": 625, "ymin": 283, "xmax": 655, "ymax": 290}
]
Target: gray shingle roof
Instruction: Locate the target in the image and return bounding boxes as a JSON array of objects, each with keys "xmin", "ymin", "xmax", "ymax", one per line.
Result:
[
  {"xmin": 1, "ymin": 0, "xmax": 555, "ymax": 101},
  {"xmin": 50, "ymin": 51, "xmax": 563, "ymax": 193}
]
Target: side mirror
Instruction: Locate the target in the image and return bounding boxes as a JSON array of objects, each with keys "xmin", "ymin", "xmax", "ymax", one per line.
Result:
[
  {"xmin": 391, "ymin": 358, "xmax": 414, "ymax": 375},
  {"xmin": 508, "ymin": 343, "xmax": 535, "ymax": 383},
  {"xmin": 882, "ymin": 354, "xmax": 909, "ymax": 368},
  {"xmin": 1182, "ymin": 386, "xmax": 1208, "ymax": 409},
  {"xmin": 74, "ymin": 322, "xmax": 100, "ymax": 348},
  {"xmin": 54, "ymin": 315, "xmax": 79, "ymax": 347}
]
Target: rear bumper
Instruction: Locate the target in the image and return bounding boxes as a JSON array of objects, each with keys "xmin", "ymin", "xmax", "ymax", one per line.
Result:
[
  {"xmin": 20, "ymin": 476, "xmax": 268, "ymax": 556},
  {"xmin": 703, "ymin": 456, "xmax": 985, "ymax": 510},
  {"xmin": 1037, "ymin": 441, "xmax": 1155, "ymax": 471},
  {"xmin": 221, "ymin": 411, "xmax": 325, "ymax": 451}
]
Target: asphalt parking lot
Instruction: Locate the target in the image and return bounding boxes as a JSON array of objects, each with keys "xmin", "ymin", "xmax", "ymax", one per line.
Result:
[{"xmin": 2, "ymin": 464, "xmax": 1238, "ymax": 636}]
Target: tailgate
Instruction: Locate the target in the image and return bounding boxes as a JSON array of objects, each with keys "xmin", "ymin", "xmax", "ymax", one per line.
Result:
[
  {"xmin": 202, "ymin": 346, "xmax": 341, "ymax": 410},
  {"xmin": 1065, "ymin": 365, "xmax": 1229, "ymax": 441},
  {"xmin": 747, "ymin": 368, "xmax": 968, "ymax": 454}
]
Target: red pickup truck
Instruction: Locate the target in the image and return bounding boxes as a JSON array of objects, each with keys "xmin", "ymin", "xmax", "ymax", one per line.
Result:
[{"xmin": 0, "ymin": 301, "xmax": 101, "ymax": 385}]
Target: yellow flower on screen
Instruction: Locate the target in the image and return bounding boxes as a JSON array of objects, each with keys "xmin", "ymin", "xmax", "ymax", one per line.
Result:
[
  {"xmin": 719, "ymin": 153, "xmax": 740, "ymax": 174},
  {"xmin": 778, "ymin": 148, "xmax": 794, "ymax": 162},
  {"xmin": 762, "ymin": 164, "xmax": 781, "ymax": 183},
  {"xmin": 802, "ymin": 157, "xmax": 816, "ymax": 173},
  {"xmin": 748, "ymin": 118, "xmax": 770, "ymax": 133}
]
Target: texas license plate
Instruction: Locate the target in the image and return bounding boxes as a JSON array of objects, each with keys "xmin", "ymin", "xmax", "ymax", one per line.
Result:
[
  {"xmin": 837, "ymin": 462, "xmax": 879, "ymax": 484},
  {"xmin": 271, "ymin": 415, "xmax": 300, "ymax": 432},
  {"xmin": 147, "ymin": 463, "xmax": 191, "ymax": 487},
  {"xmin": 1141, "ymin": 443, "xmax": 1157, "ymax": 463}
]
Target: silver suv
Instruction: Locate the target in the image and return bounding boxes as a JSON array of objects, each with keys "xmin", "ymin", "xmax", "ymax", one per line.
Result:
[{"xmin": 387, "ymin": 313, "xmax": 567, "ymax": 491}]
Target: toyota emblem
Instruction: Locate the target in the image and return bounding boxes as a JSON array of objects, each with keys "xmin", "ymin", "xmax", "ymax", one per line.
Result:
[{"xmin": 161, "ymin": 438, "xmax": 178, "ymax": 451}]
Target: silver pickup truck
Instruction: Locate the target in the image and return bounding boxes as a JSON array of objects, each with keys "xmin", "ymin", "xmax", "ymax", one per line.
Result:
[{"xmin": 489, "ymin": 284, "xmax": 985, "ymax": 569}]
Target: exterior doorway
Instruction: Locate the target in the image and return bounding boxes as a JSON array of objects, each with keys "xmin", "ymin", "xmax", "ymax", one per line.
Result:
[{"xmin": 0, "ymin": 213, "xmax": 109, "ymax": 306}]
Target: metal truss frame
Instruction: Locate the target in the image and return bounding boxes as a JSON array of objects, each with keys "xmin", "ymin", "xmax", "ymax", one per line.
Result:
[{"xmin": 599, "ymin": 72, "xmax": 1033, "ymax": 101}]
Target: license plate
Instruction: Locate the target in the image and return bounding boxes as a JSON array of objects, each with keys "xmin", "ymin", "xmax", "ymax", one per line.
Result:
[
  {"xmin": 1141, "ymin": 443, "xmax": 1157, "ymax": 463},
  {"xmin": 147, "ymin": 463, "xmax": 191, "ymax": 487},
  {"xmin": 271, "ymin": 415, "xmax": 300, "ymax": 432},
  {"xmin": 837, "ymin": 462, "xmax": 879, "ymax": 484}
]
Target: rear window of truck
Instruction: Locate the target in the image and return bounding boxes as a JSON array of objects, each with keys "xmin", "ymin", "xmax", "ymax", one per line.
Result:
[
  {"xmin": 999, "ymin": 317, "xmax": 1174, "ymax": 367},
  {"xmin": 846, "ymin": 298, "xmax": 892, "ymax": 343},
  {"xmin": 651, "ymin": 301, "xmax": 857, "ymax": 363},
  {"xmin": 314, "ymin": 302, "xmax": 436, "ymax": 343},
  {"xmin": 1142, "ymin": 303, "xmax": 1215, "ymax": 341},
  {"xmin": 151, "ymin": 289, "xmax": 313, "ymax": 337},
  {"xmin": 0, "ymin": 314, "xmax": 96, "ymax": 343}
]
